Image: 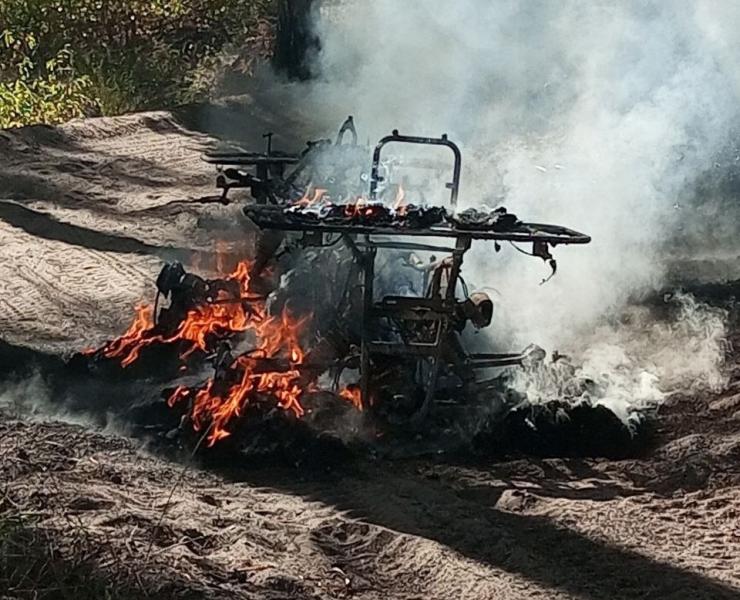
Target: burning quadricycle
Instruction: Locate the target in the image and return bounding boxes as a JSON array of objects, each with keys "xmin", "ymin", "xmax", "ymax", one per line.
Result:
[
  {"xmin": 81, "ymin": 118, "xmax": 590, "ymax": 444},
  {"xmin": 205, "ymin": 118, "xmax": 591, "ymax": 423}
]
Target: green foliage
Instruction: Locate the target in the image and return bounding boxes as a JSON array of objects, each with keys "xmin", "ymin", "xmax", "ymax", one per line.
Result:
[
  {"xmin": 0, "ymin": 0, "xmax": 275, "ymax": 128},
  {"xmin": 0, "ymin": 33, "xmax": 94, "ymax": 128}
]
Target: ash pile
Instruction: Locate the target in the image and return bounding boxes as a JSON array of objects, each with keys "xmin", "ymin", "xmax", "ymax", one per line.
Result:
[{"xmin": 65, "ymin": 117, "xmax": 649, "ymax": 462}]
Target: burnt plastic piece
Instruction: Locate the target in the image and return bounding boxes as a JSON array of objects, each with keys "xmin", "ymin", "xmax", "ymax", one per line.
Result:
[
  {"xmin": 448, "ymin": 207, "xmax": 521, "ymax": 231},
  {"xmin": 156, "ymin": 262, "xmax": 186, "ymax": 297}
]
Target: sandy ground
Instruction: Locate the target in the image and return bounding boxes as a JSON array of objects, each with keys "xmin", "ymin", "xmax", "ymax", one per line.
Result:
[{"xmin": 1, "ymin": 108, "xmax": 739, "ymax": 599}]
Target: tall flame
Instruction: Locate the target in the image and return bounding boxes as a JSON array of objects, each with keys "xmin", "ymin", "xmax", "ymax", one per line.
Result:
[
  {"xmin": 98, "ymin": 262, "xmax": 253, "ymax": 366},
  {"xmin": 167, "ymin": 307, "xmax": 310, "ymax": 446},
  {"xmin": 92, "ymin": 259, "xmax": 362, "ymax": 446}
]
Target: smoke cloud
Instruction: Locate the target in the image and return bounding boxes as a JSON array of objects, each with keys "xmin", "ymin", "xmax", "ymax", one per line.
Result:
[{"xmin": 294, "ymin": 0, "xmax": 740, "ymax": 413}]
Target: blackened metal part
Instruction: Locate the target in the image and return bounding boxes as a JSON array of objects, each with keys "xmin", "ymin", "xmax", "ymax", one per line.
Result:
[
  {"xmin": 156, "ymin": 268, "xmax": 243, "ymax": 334},
  {"xmin": 203, "ymin": 153, "xmax": 299, "ymax": 166},
  {"xmin": 335, "ymin": 116, "xmax": 358, "ymax": 146},
  {"xmin": 253, "ymin": 230, "xmax": 286, "ymax": 277},
  {"xmin": 459, "ymin": 292, "xmax": 494, "ymax": 330},
  {"xmin": 532, "ymin": 240, "xmax": 558, "ymax": 285},
  {"xmin": 156, "ymin": 261, "xmax": 186, "ymax": 296},
  {"xmin": 74, "ymin": 263, "xmax": 250, "ymax": 379},
  {"xmin": 207, "ymin": 124, "xmax": 368, "ymax": 203},
  {"xmin": 212, "ymin": 342, "xmax": 235, "ymax": 381},
  {"xmin": 244, "ymin": 205, "xmax": 591, "ymax": 245},
  {"xmin": 239, "ymin": 213, "xmax": 589, "ymax": 423},
  {"xmin": 370, "ymin": 131, "xmax": 462, "ymax": 208}
]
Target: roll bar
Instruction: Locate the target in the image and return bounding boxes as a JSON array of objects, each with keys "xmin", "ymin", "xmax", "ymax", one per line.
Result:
[{"xmin": 369, "ymin": 130, "xmax": 462, "ymax": 208}]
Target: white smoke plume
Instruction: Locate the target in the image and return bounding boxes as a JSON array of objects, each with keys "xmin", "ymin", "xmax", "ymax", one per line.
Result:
[
  {"xmin": 0, "ymin": 374, "xmax": 144, "ymax": 439},
  {"xmin": 0, "ymin": 374, "xmax": 91, "ymax": 427},
  {"xmin": 293, "ymin": 0, "xmax": 740, "ymax": 413},
  {"xmin": 508, "ymin": 293, "xmax": 728, "ymax": 424}
]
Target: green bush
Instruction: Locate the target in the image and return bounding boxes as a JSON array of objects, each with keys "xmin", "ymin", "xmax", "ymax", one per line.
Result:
[
  {"xmin": 0, "ymin": 31, "xmax": 94, "ymax": 127},
  {"xmin": 0, "ymin": 0, "xmax": 275, "ymax": 128}
]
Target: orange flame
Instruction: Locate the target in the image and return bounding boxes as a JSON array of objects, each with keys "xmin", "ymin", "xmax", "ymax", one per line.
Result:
[
  {"xmin": 295, "ymin": 185, "xmax": 328, "ymax": 208},
  {"xmin": 342, "ymin": 196, "xmax": 388, "ymax": 219},
  {"xmin": 92, "ymin": 258, "xmax": 356, "ymax": 446},
  {"xmin": 167, "ymin": 305, "xmax": 312, "ymax": 446},
  {"xmin": 339, "ymin": 384, "xmax": 363, "ymax": 411},
  {"xmin": 393, "ymin": 184, "xmax": 406, "ymax": 214},
  {"xmin": 99, "ymin": 261, "xmax": 253, "ymax": 367},
  {"xmin": 91, "ymin": 252, "xmax": 368, "ymax": 445},
  {"xmin": 339, "ymin": 184, "xmax": 407, "ymax": 220},
  {"xmin": 101, "ymin": 304, "xmax": 156, "ymax": 365}
]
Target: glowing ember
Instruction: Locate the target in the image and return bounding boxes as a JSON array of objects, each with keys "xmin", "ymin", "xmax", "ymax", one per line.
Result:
[{"xmin": 342, "ymin": 196, "xmax": 387, "ymax": 219}]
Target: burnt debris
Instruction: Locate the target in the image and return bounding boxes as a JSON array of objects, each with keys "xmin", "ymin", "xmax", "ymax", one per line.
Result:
[
  {"xmin": 449, "ymin": 206, "xmax": 522, "ymax": 231},
  {"xmin": 70, "ymin": 118, "xmax": 599, "ymax": 454}
]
